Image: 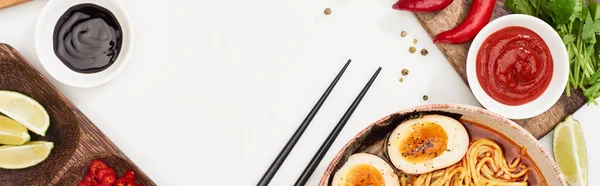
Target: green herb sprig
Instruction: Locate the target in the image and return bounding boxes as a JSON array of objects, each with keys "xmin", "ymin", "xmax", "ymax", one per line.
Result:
[{"xmin": 507, "ymin": 0, "xmax": 600, "ymax": 104}]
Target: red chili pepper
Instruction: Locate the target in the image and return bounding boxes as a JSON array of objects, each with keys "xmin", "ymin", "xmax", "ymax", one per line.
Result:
[
  {"xmin": 114, "ymin": 177, "xmax": 136, "ymax": 186},
  {"xmin": 124, "ymin": 169, "xmax": 137, "ymax": 181},
  {"xmin": 95, "ymin": 167, "xmax": 115, "ymax": 180},
  {"xmin": 88, "ymin": 160, "xmax": 108, "ymax": 176},
  {"xmin": 392, "ymin": 0, "xmax": 454, "ymax": 12},
  {"xmin": 83, "ymin": 175, "xmax": 95, "ymax": 184},
  {"xmin": 100, "ymin": 173, "xmax": 117, "ymax": 184},
  {"xmin": 433, "ymin": 0, "xmax": 495, "ymax": 43}
]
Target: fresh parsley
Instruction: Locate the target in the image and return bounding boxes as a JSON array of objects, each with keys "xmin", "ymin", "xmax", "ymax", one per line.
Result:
[{"xmin": 507, "ymin": 0, "xmax": 600, "ymax": 104}]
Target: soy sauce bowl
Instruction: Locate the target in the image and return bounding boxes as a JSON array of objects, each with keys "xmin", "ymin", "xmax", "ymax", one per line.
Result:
[
  {"xmin": 466, "ymin": 14, "xmax": 569, "ymax": 119},
  {"xmin": 35, "ymin": 0, "xmax": 133, "ymax": 88}
]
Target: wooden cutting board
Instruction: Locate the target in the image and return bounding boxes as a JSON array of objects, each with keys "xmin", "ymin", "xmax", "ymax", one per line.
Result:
[
  {"xmin": 0, "ymin": 44, "xmax": 156, "ymax": 185},
  {"xmin": 413, "ymin": 0, "xmax": 587, "ymax": 139},
  {"xmin": 0, "ymin": 0, "xmax": 31, "ymax": 10}
]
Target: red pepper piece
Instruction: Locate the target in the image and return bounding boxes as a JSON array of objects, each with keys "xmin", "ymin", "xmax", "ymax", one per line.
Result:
[
  {"xmin": 86, "ymin": 171, "xmax": 96, "ymax": 180},
  {"xmin": 95, "ymin": 168, "xmax": 115, "ymax": 180},
  {"xmin": 433, "ymin": 0, "xmax": 495, "ymax": 43},
  {"xmin": 88, "ymin": 160, "xmax": 108, "ymax": 176},
  {"xmin": 83, "ymin": 175, "xmax": 94, "ymax": 183},
  {"xmin": 114, "ymin": 177, "xmax": 136, "ymax": 186},
  {"xmin": 101, "ymin": 173, "xmax": 117, "ymax": 184},
  {"xmin": 124, "ymin": 169, "xmax": 137, "ymax": 181},
  {"xmin": 392, "ymin": 0, "xmax": 454, "ymax": 12}
]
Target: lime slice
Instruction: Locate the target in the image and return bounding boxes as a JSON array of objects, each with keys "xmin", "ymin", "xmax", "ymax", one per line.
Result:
[
  {"xmin": 0, "ymin": 91, "xmax": 49, "ymax": 136},
  {"xmin": 553, "ymin": 116, "xmax": 588, "ymax": 186},
  {"xmin": 0, "ymin": 141, "xmax": 53, "ymax": 169},
  {"xmin": 0, "ymin": 115, "xmax": 30, "ymax": 145}
]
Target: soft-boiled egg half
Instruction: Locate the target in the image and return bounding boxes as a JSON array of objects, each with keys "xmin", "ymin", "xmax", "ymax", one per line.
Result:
[
  {"xmin": 332, "ymin": 153, "xmax": 400, "ymax": 186},
  {"xmin": 386, "ymin": 115, "xmax": 469, "ymax": 174}
]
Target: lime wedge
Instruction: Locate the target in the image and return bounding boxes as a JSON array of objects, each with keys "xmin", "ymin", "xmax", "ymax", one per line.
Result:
[
  {"xmin": 0, "ymin": 141, "xmax": 53, "ymax": 169},
  {"xmin": 0, "ymin": 115, "xmax": 30, "ymax": 145},
  {"xmin": 0, "ymin": 91, "xmax": 49, "ymax": 136},
  {"xmin": 553, "ymin": 116, "xmax": 588, "ymax": 186}
]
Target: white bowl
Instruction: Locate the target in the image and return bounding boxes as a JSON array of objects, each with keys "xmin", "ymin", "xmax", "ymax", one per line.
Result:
[
  {"xmin": 466, "ymin": 14, "xmax": 568, "ymax": 119},
  {"xmin": 35, "ymin": 0, "xmax": 133, "ymax": 88}
]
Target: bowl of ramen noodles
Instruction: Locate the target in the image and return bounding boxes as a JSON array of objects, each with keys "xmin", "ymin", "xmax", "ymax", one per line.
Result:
[{"xmin": 320, "ymin": 104, "xmax": 566, "ymax": 186}]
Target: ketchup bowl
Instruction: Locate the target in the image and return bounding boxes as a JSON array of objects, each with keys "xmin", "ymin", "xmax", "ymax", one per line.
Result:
[{"xmin": 466, "ymin": 14, "xmax": 568, "ymax": 119}]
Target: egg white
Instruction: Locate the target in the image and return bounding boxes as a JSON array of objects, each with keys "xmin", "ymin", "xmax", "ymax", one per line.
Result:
[
  {"xmin": 332, "ymin": 153, "xmax": 399, "ymax": 186},
  {"xmin": 387, "ymin": 115, "xmax": 469, "ymax": 174}
]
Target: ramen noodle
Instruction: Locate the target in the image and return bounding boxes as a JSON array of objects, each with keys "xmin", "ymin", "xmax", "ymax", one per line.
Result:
[{"xmin": 399, "ymin": 139, "xmax": 530, "ymax": 186}]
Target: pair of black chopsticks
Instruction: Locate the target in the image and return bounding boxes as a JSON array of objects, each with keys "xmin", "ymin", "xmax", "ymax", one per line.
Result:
[{"xmin": 257, "ymin": 59, "xmax": 382, "ymax": 186}]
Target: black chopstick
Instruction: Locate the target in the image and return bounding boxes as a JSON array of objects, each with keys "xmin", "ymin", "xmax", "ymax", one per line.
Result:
[
  {"xmin": 294, "ymin": 67, "xmax": 382, "ymax": 186},
  {"xmin": 257, "ymin": 59, "xmax": 352, "ymax": 186}
]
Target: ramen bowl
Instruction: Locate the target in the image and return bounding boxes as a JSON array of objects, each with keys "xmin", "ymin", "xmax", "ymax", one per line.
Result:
[{"xmin": 319, "ymin": 104, "xmax": 566, "ymax": 186}]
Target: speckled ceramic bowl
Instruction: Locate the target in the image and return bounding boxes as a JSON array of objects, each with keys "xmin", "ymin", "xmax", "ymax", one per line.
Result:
[{"xmin": 319, "ymin": 104, "xmax": 566, "ymax": 186}]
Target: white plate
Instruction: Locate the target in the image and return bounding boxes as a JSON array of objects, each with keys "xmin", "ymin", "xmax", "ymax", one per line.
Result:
[
  {"xmin": 35, "ymin": 0, "xmax": 133, "ymax": 88},
  {"xmin": 466, "ymin": 14, "xmax": 569, "ymax": 119}
]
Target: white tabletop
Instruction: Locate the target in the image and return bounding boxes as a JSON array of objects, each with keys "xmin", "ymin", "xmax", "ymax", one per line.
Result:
[{"xmin": 0, "ymin": 0, "xmax": 597, "ymax": 185}]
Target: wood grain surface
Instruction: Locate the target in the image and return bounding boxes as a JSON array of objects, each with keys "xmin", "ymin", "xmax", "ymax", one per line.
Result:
[
  {"xmin": 0, "ymin": 44, "xmax": 155, "ymax": 186},
  {"xmin": 0, "ymin": 0, "xmax": 30, "ymax": 10},
  {"xmin": 413, "ymin": 0, "xmax": 586, "ymax": 139}
]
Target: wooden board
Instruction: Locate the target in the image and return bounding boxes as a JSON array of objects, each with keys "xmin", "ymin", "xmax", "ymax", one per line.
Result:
[
  {"xmin": 414, "ymin": 0, "xmax": 586, "ymax": 139},
  {"xmin": 0, "ymin": 0, "xmax": 31, "ymax": 10},
  {"xmin": 0, "ymin": 44, "xmax": 155, "ymax": 185}
]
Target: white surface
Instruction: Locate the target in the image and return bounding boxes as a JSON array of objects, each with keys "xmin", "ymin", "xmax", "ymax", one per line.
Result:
[
  {"xmin": 36, "ymin": 0, "xmax": 133, "ymax": 87},
  {"xmin": 467, "ymin": 14, "xmax": 569, "ymax": 120},
  {"xmin": 0, "ymin": 0, "xmax": 596, "ymax": 185}
]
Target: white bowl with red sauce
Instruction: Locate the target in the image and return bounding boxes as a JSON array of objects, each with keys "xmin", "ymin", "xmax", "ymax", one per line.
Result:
[{"xmin": 466, "ymin": 14, "xmax": 569, "ymax": 119}]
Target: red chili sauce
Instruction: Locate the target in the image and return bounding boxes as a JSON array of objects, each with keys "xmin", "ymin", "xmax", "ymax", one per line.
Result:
[{"xmin": 476, "ymin": 26, "xmax": 553, "ymax": 105}]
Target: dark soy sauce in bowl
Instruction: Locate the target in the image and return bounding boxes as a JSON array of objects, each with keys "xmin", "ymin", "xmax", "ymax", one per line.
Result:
[{"xmin": 53, "ymin": 3, "xmax": 123, "ymax": 74}]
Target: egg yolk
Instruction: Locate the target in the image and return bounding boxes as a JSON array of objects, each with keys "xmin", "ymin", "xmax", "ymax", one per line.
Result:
[
  {"xmin": 399, "ymin": 122, "xmax": 448, "ymax": 163},
  {"xmin": 344, "ymin": 164, "xmax": 385, "ymax": 186}
]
